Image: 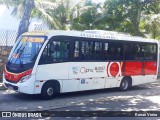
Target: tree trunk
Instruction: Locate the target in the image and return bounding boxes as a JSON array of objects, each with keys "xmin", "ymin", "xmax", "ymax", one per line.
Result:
[
  {"xmin": 15, "ymin": 0, "xmax": 35, "ymax": 41},
  {"xmin": 133, "ymin": 22, "xmax": 140, "ymax": 36},
  {"xmin": 133, "ymin": 0, "xmax": 141, "ymax": 36},
  {"xmin": 152, "ymin": 22, "xmax": 156, "ymax": 39}
]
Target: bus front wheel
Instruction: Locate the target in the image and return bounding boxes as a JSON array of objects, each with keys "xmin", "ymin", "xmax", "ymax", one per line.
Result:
[
  {"xmin": 41, "ymin": 83, "xmax": 57, "ymax": 100},
  {"xmin": 120, "ymin": 77, "xmax": 131, "ymax": 91}
]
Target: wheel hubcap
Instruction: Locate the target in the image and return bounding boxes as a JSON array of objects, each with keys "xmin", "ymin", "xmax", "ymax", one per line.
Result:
[
  {"xmin": 122, "ymin": 80, "xmax": 128, "ymax": 89},
  {"xmin": 47, "ymin": 87, "xmax": 54, "ymax": 96}
]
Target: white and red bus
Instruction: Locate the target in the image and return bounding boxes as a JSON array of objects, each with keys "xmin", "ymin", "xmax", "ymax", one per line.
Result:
[{"xmin": 3, "ymin": 30, "xmax": 159, "ymax": 99}]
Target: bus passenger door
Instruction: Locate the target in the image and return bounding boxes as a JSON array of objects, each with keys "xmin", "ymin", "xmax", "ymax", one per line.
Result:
[{"xmin": 35, "ymin": 37, "xmax": 71, "ymax": 94}]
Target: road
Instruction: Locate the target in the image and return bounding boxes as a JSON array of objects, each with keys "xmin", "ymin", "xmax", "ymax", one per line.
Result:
[{"xmin": 0, "ymin": 80, "xmax": 160, "ymax": 120}]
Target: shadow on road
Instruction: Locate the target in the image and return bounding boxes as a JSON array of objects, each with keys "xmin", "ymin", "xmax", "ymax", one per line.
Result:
[{"xmin": 0, "ymin": 80, "xmax": 160, "ymax": 117}]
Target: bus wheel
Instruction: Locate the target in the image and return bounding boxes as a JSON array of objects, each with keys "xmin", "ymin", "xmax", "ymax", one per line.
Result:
[
  {"xmin": 120, "ymin": 78, "xmax": 131, "ymax": 91},
  {"xmin": 41, "ymin": 83, "xmax": 56, "ymax": 100}
]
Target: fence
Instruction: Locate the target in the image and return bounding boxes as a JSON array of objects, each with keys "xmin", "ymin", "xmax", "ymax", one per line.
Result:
[
  {"xmin": 0, "ymin": 28, "xmax": 17, "ymax": 82},
  {"xmin": 0, "ymin": 29, "xmax": 17, "ymax": 46}
]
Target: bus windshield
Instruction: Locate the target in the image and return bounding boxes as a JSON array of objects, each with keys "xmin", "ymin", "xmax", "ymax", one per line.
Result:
[{"xmin": 6, "ymin": 36, "xmax": 47, "ymax": 73}]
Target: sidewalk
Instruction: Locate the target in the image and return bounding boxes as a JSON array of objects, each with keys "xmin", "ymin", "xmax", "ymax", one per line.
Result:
[{"xmin": 0, "ymin": 82, "xmax": 6, "ymax": 90}]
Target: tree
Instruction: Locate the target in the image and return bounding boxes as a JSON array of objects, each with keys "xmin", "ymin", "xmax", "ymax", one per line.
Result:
[
  {"xmin": 0, "ymin": 0, "xmax": 159, "ymax": 39},
  {"xmin": 42, "ymin": 0, "xmax": 86, "ymax": 30},
  {"xmin": 0, "ymin": 0, "xmax": 58, "ymax": 40},
  {"xmin": 0, "ymin": 0, "xmax": 85, "ymax": 38},
  {"xmin": 102, "ymin": 0, "xmax": 128, "ymax": 32},
  {"xmin": 71, "ymin": 0, "xmax": 104, "ymax": 30},
  {"xmin": 0, "ymin": 0, "xmax": 35, "ymax": 40},
  {"xmin": 123, "ymin": 0, "xmax": 160, "ymax": 36},
  {"xmin": 102, "ymin": 0, "xmax": 160, "ymax": 36},
  {"xmin": 16, "ymin": 0, "xmax": 35, "ymax": 40},
  {"xmin": 142, "ymin": 15, "xmax": 160, "ymax": 39},
  {"xmin": 141, "ymin": 0, "xmax": 160, "ymax": 39}
]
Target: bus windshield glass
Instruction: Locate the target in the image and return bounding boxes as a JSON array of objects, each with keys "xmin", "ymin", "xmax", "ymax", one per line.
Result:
[{"xmin": 6, "ymin": 36, "xmax": 47, "ymax": 73}]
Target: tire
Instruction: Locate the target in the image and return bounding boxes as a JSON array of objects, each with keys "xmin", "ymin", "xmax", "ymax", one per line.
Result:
[
  {"xmin": 120, "ymin": 78, "xmax": 131, "ymax": 91},
  {"xmin": 41, "ymin": 83, "xmax": 57, "ymax": 100}
]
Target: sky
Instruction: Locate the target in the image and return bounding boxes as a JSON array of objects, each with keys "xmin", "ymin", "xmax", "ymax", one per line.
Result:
[
  {"xmin": 0, "ymin": 5, "xmax": 5, "ymax": 18},
  {"xmin": 0, "ymin": 5, "xmax": 20, "ymax": 30},
  {"xmin": 0, "ymin": 5, "xmax": 6, "ymax": 17}
]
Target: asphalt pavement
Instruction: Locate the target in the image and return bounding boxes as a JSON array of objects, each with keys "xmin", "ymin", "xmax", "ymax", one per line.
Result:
[{"xmin": 1, "ymin": 79, "xmax": 160, "ymax": 120}]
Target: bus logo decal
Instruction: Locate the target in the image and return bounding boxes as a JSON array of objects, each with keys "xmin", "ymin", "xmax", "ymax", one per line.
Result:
[
  {"xmin": 80, "ymin": 67, "xmax": 93, "ymax": 74},
  {"xmin": 107, "ymin": 62, "xmax": 121, "ymax": 77},
  {"xmin": 72, "ymin": 67, "xmax": 79, "ymax": 74}
]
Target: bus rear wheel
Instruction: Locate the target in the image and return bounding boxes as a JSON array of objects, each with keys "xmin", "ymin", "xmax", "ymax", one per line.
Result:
[
  {"xmin": 41, "ymin": 83, "xmax": 56, "ymax": 100},
  {"xmin": 120, "ymin": 78, "xmax": 131, "ymax": 91}
]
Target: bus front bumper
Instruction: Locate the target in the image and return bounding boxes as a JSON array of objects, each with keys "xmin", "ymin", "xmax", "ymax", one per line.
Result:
[{"xmin": 3, "ymin": 74, "xmax": 36, "ymax": 94}]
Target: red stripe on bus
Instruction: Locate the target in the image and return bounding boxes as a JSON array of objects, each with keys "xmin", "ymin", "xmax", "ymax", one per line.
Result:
[{"xmin": 4, "ymin": 67, "xmax": 32, "ymax": 82}]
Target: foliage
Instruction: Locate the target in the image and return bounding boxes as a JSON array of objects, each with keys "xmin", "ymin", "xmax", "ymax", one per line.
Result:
[
  {"xmin": 43, "ymin": 0, "xmax": 82, "ymax": 30},
  {"xmin": 141, "ymin": 14, "xmax": 160, "ymax": 39},
  {"xmin": 0, "ymin": 0, "xmax": 159, "ymax": 39},
  {"xmin": 71, "ymin": 0, "xmax": 105, "ymax": 30}
]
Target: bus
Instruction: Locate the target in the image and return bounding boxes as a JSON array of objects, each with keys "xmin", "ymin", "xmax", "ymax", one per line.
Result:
[{"xmin": 3, "ymin": 30, "xmax": 159, "ymax": 99}]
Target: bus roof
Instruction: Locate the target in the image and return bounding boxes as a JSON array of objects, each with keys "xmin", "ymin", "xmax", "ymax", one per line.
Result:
[
  {"xmin": 22, "ymin": 30, "xmax": 159, "ymax": 44},
  {"xmin": 22, "ymin": 31, "xmax": 49, "ymax": 36}
]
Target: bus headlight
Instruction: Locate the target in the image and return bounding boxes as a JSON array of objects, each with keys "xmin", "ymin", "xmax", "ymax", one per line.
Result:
[{"xmin": 19, "ymin": 75, "xmax": 31, "ymax": 83}]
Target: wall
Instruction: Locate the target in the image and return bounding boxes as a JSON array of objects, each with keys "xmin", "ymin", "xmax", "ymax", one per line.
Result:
[{"xmin": 0, "ymin": 47, "xmax": 11, "ymax": 81}]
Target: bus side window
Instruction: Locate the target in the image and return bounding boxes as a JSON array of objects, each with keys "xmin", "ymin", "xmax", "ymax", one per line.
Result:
[
  {"xmin": 39, "ymin": 42, "xmax": 52, "ymax": 64},
  {"xmin": 104, "ymin": 42, "xmax": 123, "ymax": 60},
  {"xmin": 80, "ymin": 40, "xmax": 102, "ymax": 60},
  {"xmin": 95, "ymin": 42, "xmax": 103, "ymax": 60},
  {"xmin": 142, "ymin": 44, "xmax": 157, "ymax": 60},
  {"xmin": 124, "ymin": 43, "xmax": 131, "ymax": 60},
  {"xmin": 39, "ymin": 40, "xmax": 70, "ymax": 65},
  {"xmin": 132, "ymin": 43, "xmax": 142, "ymax": 60},
  {"xmin": 51, "ymin": 41, "xmax": 69, "ymax": 62},
  {"xmin": 124, "ymin": 43, "xmax": 142, "ymax": 60},
  {"xmin": 74, "ymin": 41, "xmax": 79, "ymax": 60},
  {"xmin": 104, "ymin": 43, "xmax": 108, "ymax": 59}
]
